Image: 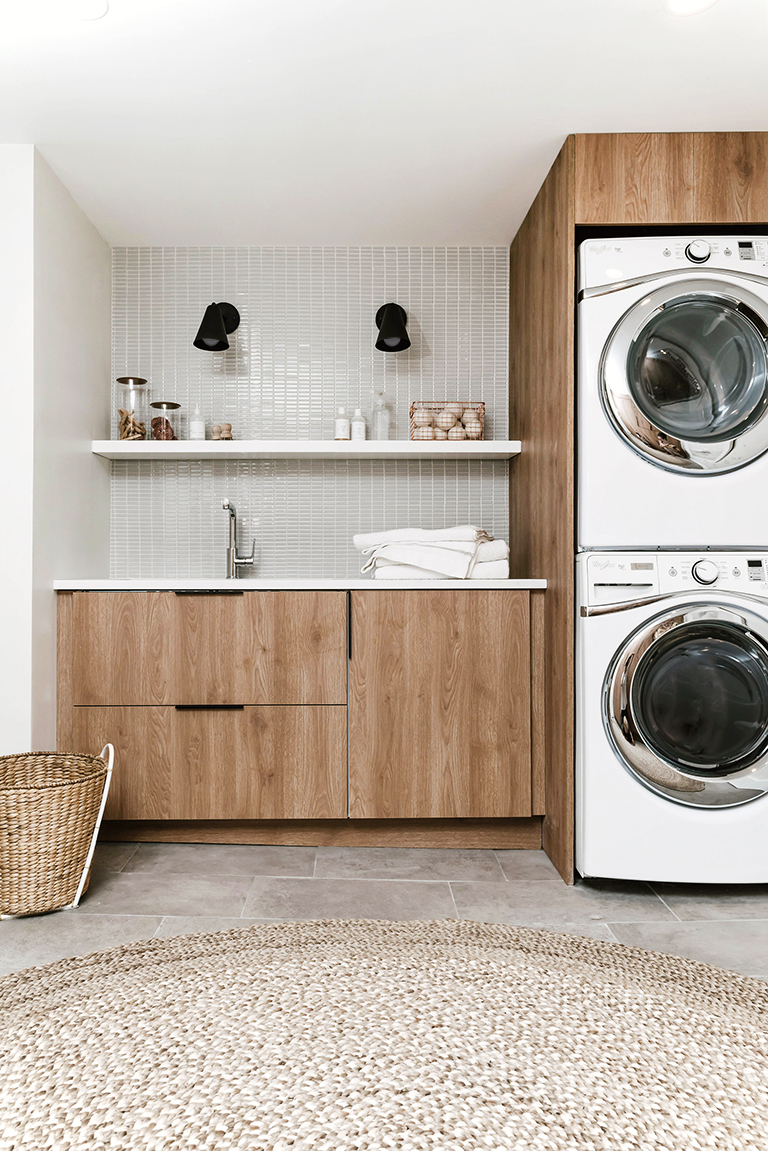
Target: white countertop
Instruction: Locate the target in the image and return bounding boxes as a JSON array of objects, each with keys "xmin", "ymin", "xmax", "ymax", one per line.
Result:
[{"xmin": 54, "ymin": 577, "xmax": 547, "ymax": 591}]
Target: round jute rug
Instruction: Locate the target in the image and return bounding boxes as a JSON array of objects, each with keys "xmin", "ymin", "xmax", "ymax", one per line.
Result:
[{"xmin": 1, "ymin": 919, "xmax": 767, "ymax": 1151}]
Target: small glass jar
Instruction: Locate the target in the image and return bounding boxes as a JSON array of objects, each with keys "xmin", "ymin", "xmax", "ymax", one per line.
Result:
[
  {"xmin": 150, "ymin": 401, "xmax": 180, "ymax": 441},
  {"xmin": 116, "ymin": 377, "xmax": 148, "ymax": 440}
]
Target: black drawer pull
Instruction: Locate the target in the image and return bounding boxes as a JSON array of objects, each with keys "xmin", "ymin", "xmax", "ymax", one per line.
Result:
[
  {"xmin": 173, "ymin": 590, "xmax": 244, "ymax": 596},
  {"xmin": 174, "ymin": 704, "xmax": 245, "ymax": 710}
]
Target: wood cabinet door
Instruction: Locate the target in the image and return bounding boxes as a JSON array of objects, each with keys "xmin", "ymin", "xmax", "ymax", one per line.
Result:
[
  {"xmin": 71, "ymin": 591, "xmax": 347, "ymax": 706},
  {"xmin": 348, "ymin": 590, "xmax": 532, "ymax": 818},
  {"xmin": 574, "ymin": 133, "xmax": 695, "ymax": 224},
  {"xmin": 72, "ymin": 705, "xmax": 347, "ymax": 820},
  {"xmin": 693, "ymin": 132, "xmax": 768, "ymax": 222}
]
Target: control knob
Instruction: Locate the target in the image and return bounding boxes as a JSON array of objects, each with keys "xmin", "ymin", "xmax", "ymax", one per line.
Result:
[
  {"xmin": 692, "ymin": 559, "xmax": 719, "ymax": 585},
  {"xmin": 685, "ymin": 240, "xmax": 711, "ymax": 264}
]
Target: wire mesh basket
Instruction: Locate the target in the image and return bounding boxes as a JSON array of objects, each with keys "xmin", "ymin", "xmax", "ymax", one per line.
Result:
[
  {"xmin": 409, "ymin": 401, "xmax": 485, "ymax": 441},
  {"xmin": 0, "ymin": 745, "xmax": 114, "ymax": 917}
]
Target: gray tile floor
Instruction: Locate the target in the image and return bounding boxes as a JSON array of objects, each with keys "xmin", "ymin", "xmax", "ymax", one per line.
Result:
[{"xmin": 3, "ymin": 842, "xmax": 768, "ymax": 981}]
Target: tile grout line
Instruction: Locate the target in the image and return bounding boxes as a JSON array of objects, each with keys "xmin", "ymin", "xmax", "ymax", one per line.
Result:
[
  {"xmin": 491, "ymin": 849, "xmax": 509, "ymax": 882},
  {"xmin": 448, "ymin": 882, "xmax": 460, "ymax": 919},
  {"xmin": 647, "ymin": 884, "xmax": 683, "ymax": 922}
]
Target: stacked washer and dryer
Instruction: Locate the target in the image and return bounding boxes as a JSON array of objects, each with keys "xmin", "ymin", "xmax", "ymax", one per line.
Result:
[{"xmin": 576, "ymin": 235, "xmax": 768, "ymax": 883}]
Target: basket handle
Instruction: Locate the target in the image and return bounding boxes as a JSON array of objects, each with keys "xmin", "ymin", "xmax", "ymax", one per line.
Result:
[{"xmin": 69, "ymin": 744, "xmax": 115, "ymax": 910}]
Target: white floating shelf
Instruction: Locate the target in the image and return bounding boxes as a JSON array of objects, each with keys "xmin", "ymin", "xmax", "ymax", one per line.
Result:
[{"xmin": 92, "ymin": 439, "xmax": 522, "ymax": 462}]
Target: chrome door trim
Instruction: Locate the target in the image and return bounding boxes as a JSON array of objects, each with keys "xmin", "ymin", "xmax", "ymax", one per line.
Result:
[
  {"xmin": 580, "ymin": 266, "xmax": 768, "ymax": 301},
  {"xmin": 582, "ymin": 587, "xmax": 768, "ymax": 617},
  {"xmin": 603, "ymin": 601, "xmax": 768, "ymax": 808},
  {"xmin": 599, "ymin": 277, "xmax": 768, "ymax": 475}
]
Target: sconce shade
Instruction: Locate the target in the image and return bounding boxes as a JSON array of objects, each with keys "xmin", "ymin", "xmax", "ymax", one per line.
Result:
[
  {"xmin": 194, "ymin": 302, "xmax": 240, "ymax": 351},
  {"xmin": 375, "ymin": 303, "xmax": 410, "ymax": 353}
]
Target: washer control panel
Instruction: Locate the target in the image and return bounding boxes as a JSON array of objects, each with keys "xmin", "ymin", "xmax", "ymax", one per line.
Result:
[
  {"xmin": 584, "ymin": 552, "xmax": 768, "ymax": 607},
  {"xmin": 579, "ymin": 235, "xmax": 768, "ymax": 290}
]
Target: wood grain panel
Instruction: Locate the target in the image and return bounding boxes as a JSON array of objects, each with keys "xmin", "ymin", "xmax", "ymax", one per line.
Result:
[
  {"xmin": 693, "ymin": 132, "xmax": 768, "ymax": 222},
  {"xmin": 349, "ymin": 590, "xmax": 531, "ymax": 819},
  {"xmin": 575, "ymin": 133, "xmax": 695, "ymax": 224},
  {"xmin": 56, "ymin": 592, "xmax": 74, "ymax": 752},
  {"xmin": 71, "ymin": 591, "xmax": 347, "ymax": 705},
  {"xmin": 530, "ymin": 591, "xmax": 546, "ymax": 816},
  {"xmin": 100, "ymin": 817, "xmax": 543, "ymax": 849},
  {"xmin": 71, "ymin": 705, "xmax": 347, "ymax": 820},
  {"xmin": 509, "ymin": 138, "xmax": 575, "ymax": 881}
]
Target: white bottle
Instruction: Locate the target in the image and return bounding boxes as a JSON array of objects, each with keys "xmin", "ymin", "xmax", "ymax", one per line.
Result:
[
  {"xmin": 189, "ymin": 403, "xmax": 206, "ymax": 441},
  {"xmin": 372, "ymin": 389, "xmax": 391, "ymax": 441},
  {"xmin": 334, "ymin": 406, "xmax": 351, "ymax": 440},
  {"xmin": 351, "ymin": 408, "xmax": 367, "ymax": 441}
]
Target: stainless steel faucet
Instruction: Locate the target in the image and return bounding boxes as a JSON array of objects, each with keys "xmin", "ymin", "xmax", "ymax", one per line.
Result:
[{"xmin": 221, "ymin": 499, "xmax": 255, "ymax": 578}]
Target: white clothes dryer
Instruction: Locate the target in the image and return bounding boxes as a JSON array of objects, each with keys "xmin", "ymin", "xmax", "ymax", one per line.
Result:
[
  {"xmin": 576, "ymin": 550, "xmax": 768, "ymax": 883},
  {"xmin": 578, "ymin": 236, "xmax": 768, "ymax": 549}
]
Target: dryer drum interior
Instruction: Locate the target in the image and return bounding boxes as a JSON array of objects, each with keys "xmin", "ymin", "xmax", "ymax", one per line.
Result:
[
  {"xmin": 600, "ymin": 279, "xmax": 768, "ymax": 474},
  {"xmin": 605, "ymin": 608, "xmax": 768, "ymax": 807},
  {"xmin": 629, "ymin": 299, "xmax": 768, "ymax": 442}
]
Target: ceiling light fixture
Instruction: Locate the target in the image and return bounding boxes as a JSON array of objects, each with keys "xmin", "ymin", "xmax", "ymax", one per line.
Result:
[
  {"xmin": 193, "ymin": 302, "xmax": 241, "ymax": 351},
  {"xmin": 664, "ymin": 0, "xmax": 720, "ymax": 15},
  {"xmin": 66, "ymin": 0, "xmax": 110, "ymax": 18},
  {"xmin": 375, "ymin": 303, "xmax": 411, "ymax": 353}
]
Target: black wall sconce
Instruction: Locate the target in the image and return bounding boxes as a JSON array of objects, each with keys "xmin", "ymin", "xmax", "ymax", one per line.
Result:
[
  {"xmin": 194, "ymin": 302, "xmax": 240, "ymax": 351},
  {"xmin": 375, "ymin": 303, "xmax": 410, "ymax": 353}
]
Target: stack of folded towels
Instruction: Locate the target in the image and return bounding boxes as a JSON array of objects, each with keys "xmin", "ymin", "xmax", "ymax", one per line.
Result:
[{"xmin": 352, "ymin": 525, "xmax": 509, "ymax": 580}]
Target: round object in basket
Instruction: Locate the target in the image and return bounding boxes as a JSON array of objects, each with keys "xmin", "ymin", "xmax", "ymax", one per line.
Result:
[
  {"xmin": 0, "ymin": 747, "xmax": 114, "ymax": 918},
  {"xmin": 435, "ymin": 410, "xmax": 456, "ymax": 431},
  {"xmin": 413, "ymin": 426, "xmax": 435, "ymax": 440},
  {"xmin": 413, "ymin": 410, "xmax": 434, "ymax": 428},
  {"xmin": 447, "ymin": 425, "xmax": 467, "ymax": 440}
]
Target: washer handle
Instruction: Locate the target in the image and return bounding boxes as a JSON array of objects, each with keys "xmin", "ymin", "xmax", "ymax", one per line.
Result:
[{"xmin": 582, "ymin": 588, "xmax": 768, "ymax": 618}]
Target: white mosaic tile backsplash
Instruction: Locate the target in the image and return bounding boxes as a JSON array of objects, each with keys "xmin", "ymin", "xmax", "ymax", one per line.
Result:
[{"xmin": 111, "ymin": 247, "xmax": 509, "ymax": 578}]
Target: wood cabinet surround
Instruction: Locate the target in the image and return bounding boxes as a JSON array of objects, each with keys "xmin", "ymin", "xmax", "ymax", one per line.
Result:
[
  {"xmin": 58, "ymin": 589, "xmax": 544, "ymax": 831},
  {"xmin": 574, "ymin": 132, "xmax": 768, "ymax": 225},
  {"xmin": 511, "ymin": 130, "xmax": 768, "ymax": 882}
]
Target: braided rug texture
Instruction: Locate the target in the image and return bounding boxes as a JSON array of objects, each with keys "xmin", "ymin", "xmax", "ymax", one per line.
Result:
[{"xmin": 1, "ymin": 918, "xmax": 767, "ymax": 1150}]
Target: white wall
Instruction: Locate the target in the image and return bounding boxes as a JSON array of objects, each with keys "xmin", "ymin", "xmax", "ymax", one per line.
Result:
[
  {"xmin": 31, "ymin": 152, "xmax": 111, "ymax": 748},
  {"xmin": 0, "ymin": 148, "xmax": 110, "ymax": 752},
  {"xmin": 0, "ymin": 147, "xmax": 35, "ymax": 750}
]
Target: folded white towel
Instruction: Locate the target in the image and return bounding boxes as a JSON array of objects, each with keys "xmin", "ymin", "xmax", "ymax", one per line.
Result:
[
  {"xmin": 373, "ymin": 558, "xmax": 510, "ymax": 580},
  {"xmin": 353, "ymin": 525, "xmax": 492, "ymax": 551},
  {"xmin": 476, "ymin": 540, "xmax": 509, "ymax": 563},
  {"xmin": 470, "ymin": 559, "xmax": 509, "ymax": 579},
  {"xmin": 361, "ymin": 542, "xmax": 477, "ymax": 578}
]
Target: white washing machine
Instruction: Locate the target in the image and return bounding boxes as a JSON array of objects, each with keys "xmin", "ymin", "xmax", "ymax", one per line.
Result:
[
  {"xmin": 576, "ymin": 550, "xmax": 768, "ymax": 883},
  {"xmin": 578, "ymin": 236, "xmax": 768, "ymax": 549}
]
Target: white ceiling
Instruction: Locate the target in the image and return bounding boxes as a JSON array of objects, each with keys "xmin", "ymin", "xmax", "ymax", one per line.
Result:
[{"xmin": 0, "ymin": 0, "xmax": 765, "ymax": 246}]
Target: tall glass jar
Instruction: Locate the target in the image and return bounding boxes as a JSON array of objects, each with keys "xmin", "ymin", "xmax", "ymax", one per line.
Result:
[{"xmin": 116, "ymin": 377, "xmax": 148, "ymax": 440}]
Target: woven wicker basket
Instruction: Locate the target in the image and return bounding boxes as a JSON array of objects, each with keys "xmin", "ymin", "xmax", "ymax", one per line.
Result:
[{"xmin": 0, "ymin": 746, "xmax": 114, "ymax": 917}]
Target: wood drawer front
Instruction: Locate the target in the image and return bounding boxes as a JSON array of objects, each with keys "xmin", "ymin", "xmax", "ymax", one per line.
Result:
[
  {"xmin": 348, "ymin": 589, "xmax": 532, "ymax": 819},
  {"xmin": 71, "ymin": 591, "xmax": 347, "ymax": 706},
  {"xmin": 72, "ymin": 705, "xmax": 347, "ymax": 820}
]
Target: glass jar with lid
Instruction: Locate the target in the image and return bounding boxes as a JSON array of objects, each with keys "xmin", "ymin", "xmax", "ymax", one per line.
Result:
[
  {"xmin": 116, "ymin": 377, "xmax": 148, "ymax": 440},
  {"xmin": 150, "ymin": 401, "xmax": 180, "ymax": 440}
]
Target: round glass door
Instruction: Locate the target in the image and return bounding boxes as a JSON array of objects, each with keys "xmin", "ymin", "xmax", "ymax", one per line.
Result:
[
  {"xmin": 605, "ymin": 605, "xmax": 768, "ymax": 807},
  {"xmin": 631, "ymin": 621, "xmax": 768, "ymax": 775},
  {"xmin": 601, "ymin": 279, "xmax": 768, "ymax": 474}
]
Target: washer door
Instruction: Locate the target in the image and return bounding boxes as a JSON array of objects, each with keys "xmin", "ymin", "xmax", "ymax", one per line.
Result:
[
  {"xmin": 601, "ymin": 278, "xmax": 768, "ymax": 474},
  {"xmin": 605, "ymin": 604, "xmax": 768, "ymax": 807}
]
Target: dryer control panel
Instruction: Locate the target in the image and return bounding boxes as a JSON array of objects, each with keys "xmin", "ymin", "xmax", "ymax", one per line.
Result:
[
  {"xmin": 582, "ymin": 552, "xmax": 768, "ymax": 608},
  {"xmin": 579, "ymin": 235, "xmax": 768, "ymax": 291}
]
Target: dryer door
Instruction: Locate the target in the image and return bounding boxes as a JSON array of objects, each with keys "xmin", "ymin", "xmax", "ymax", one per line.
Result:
[
  {"xmin": 602, "ymin": 278, "xmax": 768, "ymax": 474},
  {"xmin": 605, "ymin": 603, "xmax": 768, "ymax": 807}
]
